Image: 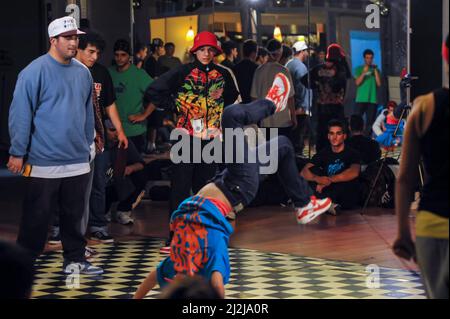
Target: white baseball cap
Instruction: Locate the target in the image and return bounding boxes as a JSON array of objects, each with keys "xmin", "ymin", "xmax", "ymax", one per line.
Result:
[
  {"xmin": 48, "ymin": 16, "xmax": 85, "ymax": 38},
  {"xmin": 292, "ymin": 41, "xmax": 309, "ymax": 54}
]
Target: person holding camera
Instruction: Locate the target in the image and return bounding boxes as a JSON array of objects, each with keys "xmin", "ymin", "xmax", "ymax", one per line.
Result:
[{"xmin": 355, "ymin": 49, "xmax": 382, "ymax": 136}]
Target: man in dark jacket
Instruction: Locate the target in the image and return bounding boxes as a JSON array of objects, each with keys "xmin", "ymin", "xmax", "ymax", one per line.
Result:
[
  {"xmin": 309, "ymin": 44, "xmax": 351, "ymax": 152},
  {"xmin": 234, "ymin": 40, "xmax": 258, "ymax": 104},
  {"xmin": 347, "ymin": 114, "xmax": 381, "ymax": 165}
]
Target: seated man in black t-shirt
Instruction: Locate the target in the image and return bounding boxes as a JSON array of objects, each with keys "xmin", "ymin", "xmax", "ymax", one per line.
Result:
[
  {"xmin": 347, "ymin": 114, "xmax": 381, "ymax": 165},
  {"xmin": 301, "ymin": 119, "xmax": 361, "ymax": 212}
]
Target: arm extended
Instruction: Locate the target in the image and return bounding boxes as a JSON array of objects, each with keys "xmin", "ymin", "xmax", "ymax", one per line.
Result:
[{"xmin": 134, "ymin": 268, "xmax": 158, "ymax": 299}]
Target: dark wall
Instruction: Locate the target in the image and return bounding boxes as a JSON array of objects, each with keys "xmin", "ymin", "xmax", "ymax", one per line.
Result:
[
  {"xmin": 410, "ymin": 0, "xmax": 443, "ymax": 99},
  {"xmin": 87, "ymin": 0, "xmax": 131, "ymax": 67},
  {"xmin": 134, "ymin": 0, "xmax": 152, "ymax": 49},
  {"xmin": 0, "ymin": 1, "xmax": 47, "ymax": 151}
]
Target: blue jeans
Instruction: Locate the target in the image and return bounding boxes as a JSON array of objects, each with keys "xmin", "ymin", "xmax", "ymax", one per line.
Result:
[{"xmin": 213, "ymin": 99, "xmax": 312, "ymax": 211}]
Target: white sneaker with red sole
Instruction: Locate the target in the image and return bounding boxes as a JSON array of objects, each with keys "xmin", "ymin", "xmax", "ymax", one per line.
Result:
[
  {"xmin": 265, "ymin": 73, "xmax": 291, "ymax": 113},
  {"xmin": 159, "ymin": 246, "xmax": 171, "ymax": 254},
  {"xmin": 296, "ymin": 196, "xmax": 332, "ymax": 225}
]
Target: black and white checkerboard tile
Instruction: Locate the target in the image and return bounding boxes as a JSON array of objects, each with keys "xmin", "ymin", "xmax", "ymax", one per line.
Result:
[{"xmin": 31, "ymin": 238, "xmax": 426, "ymax": 299}]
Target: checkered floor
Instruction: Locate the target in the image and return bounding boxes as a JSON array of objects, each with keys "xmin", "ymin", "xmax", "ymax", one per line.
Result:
[{"xmin": 31, "ymin": 238, "xmax": 426, "ymax": 299}]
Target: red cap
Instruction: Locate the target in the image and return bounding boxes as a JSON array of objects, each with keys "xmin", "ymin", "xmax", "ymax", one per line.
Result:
[
  {"xmin": 443, "ymin": 41, "xmax": 449, "ymax": 64},
  {"xmin": 400, "ymin": 67, "xmax": 407, "ymax": 79},
  {"xmin": 190, "ymin": 31, "xmax": 222, "ymax": 55},
  {"xmin": 387, "ymin": 101, "xmax": 397, "ymax": 109},
  {"xmin": 326, "ymin": 43, "xmax": 346, "ymax": 62}
]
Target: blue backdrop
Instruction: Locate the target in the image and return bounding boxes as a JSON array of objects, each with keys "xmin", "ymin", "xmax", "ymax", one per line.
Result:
[{"xmin": 350, "ymin": 31, "xmax": 382, "ymax": 74}]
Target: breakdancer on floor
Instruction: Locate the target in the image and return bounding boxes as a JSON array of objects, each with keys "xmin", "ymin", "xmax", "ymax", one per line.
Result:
[{"xmin": 134, "ymin": 73, "xmax": 332, "ymax": 299}]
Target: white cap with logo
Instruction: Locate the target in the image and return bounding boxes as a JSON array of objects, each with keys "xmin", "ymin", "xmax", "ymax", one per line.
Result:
[
  {"xmin": 48, "ymin": 16, "xmax": 85, "ymax": 38},
  {"xmin": 292, "ymin": 41, "xmax": 309, "ymax": 54}
]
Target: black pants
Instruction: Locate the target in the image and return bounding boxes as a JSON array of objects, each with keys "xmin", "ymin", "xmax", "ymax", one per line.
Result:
[
  {"xmin": 105, "ymin": 169, "xmax": 148, "ymax": 213},
  {"xmin": 169, "ymin": 159, "xmax": 218, "ymax": 215},
  {"xmin": 317, "ymin": 180, "xmax": 360, "ymax": 210},
  {"xmin": 167, "ymin": 137, "xmax": 218, "ymax": 241},
  {"xmin": 17, "ymin": 173, "xmax": 90, "ymax": 263},
  {"xmin": 316, "ymin": 104, "xmax": 345, "ymax": 152},
  {"xmin": 357, "ymin": 103, "xmax": 378, "ymax": 136},
  {"xmin": 292, "ymin": 114, "xmax": 311, "ymax": 154},
  {"xmin": 129, "ymin": 134, "xmax": 146, "ymax": 154},
  {"xmin": 88, "ymin": 150, "xmax": 110, "ymax": 229},
  {"xmin": 309, "ymin": 177, "xmax": 360, "ymax": 210}
]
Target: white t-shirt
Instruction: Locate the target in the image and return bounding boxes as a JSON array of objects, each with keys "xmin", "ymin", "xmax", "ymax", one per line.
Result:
[{"xmin": 29, "ymin": 141, "xmax": 96, "ymax": 179}]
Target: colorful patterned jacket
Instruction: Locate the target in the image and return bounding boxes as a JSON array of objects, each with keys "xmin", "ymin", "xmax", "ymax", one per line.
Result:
[{"xmin": 144, "ymin": 59, "xmax": 240, "ymax": 139}]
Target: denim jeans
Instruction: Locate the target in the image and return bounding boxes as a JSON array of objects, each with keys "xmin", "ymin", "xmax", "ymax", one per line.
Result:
[{"xmin": 213, "ymin": 99, "xmax": 313, "ymax": 211}]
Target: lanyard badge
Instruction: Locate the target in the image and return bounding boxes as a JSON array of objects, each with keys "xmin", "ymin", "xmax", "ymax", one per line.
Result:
[{"xmin": 191, "ymin": 118, "xmax": 205, "ymax": 134}]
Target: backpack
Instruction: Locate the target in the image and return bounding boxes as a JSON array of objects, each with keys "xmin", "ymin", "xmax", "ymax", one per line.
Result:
[{"xmin": 360, "ymin": 158, "xmax": 398, "ymax": 208}]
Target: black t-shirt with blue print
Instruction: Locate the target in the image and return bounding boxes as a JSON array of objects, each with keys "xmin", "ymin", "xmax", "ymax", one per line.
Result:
[{"xmin": 311, "ymin": 145, "xmax": 361, "ymax": 177}]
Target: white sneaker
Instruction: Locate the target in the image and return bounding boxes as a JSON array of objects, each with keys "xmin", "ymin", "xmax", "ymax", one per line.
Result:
[
  {"xmin": 327, "ymin": 203, "xmax": 340, "ymax": 216},
  {"xmin": 265, "ymin": 73, "xmax": 291, "ymax": 113},
  {"xmin": 116, "ymin": 211, "xmax": 134, "ymax": 225},
  {"xmin": 226, "ymin": 211, "xmax": 236, "ymax": 221},
  {"xmin": 296, "ymin": 196, "xmax": 332, "ymax": 225},
  {"xmin": 159, "ymin": 246, "xmax": 171, "ymax": 254}
]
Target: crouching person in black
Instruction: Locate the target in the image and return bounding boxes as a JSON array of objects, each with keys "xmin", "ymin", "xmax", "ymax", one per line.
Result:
[
  {"xmin": 105, "ymin": 128, "xmax": 147, "ymax": 226},
  {"xmin": 301, "ymin": 120, "xmax": 361, "ymax": 214}
]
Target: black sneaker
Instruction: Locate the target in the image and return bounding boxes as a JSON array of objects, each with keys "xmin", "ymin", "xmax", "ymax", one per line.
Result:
[{"xmin": 90, "ymin": 231, "xmax": 114, "ymax": 243}]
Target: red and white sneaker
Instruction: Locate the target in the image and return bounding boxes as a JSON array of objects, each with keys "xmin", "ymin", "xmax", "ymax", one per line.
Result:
[
  {"xmin": 296, "ymin": 196, "xmax": 332, "ymax": 225},
  {"xmin": 265, "ymin": 73, "xmax": 291, "ymax": 113},
  {"xmin": 159, "ymin": 246, "xmax": 171, "ymax": 254}
]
